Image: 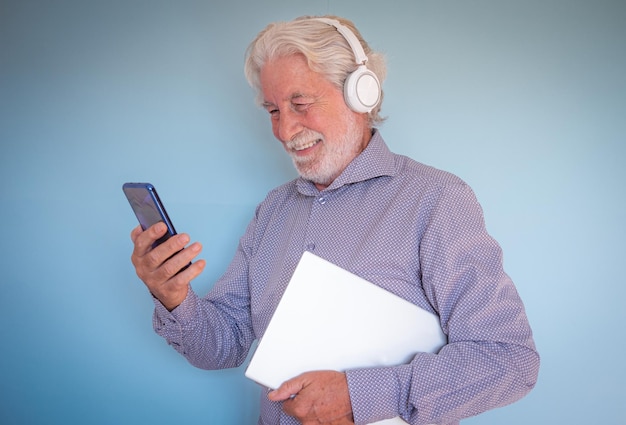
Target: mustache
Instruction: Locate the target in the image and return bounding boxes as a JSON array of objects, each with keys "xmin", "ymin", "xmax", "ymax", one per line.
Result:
[{"xmin": 286, "ymin": 129, "xmax": 324, "ymax": 150}]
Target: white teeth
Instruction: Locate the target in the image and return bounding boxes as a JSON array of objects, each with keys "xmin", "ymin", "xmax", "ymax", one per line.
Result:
[{"xmin": 294, "ymin": 139, "xmax": 320, "ymax": 151}]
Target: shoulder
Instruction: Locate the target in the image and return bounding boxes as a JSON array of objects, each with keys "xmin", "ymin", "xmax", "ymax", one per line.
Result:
[
  {"xmin": 393, "ymin": 153, "xmax": 468, "ymax": 191},
  {"xmin": 374, "ymin": 131, "xmax": 467, "ymax": 190}
]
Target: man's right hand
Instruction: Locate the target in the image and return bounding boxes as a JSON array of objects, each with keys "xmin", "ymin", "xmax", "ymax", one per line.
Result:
[{"xmin": 130, "ymin": 222, "xmax": 206, "ymax": 311}]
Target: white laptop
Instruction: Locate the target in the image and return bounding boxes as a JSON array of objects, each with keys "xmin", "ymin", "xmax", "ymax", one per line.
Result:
[{"xmin": 245, "ymin": 251, "xmax": 447, "ymax": 425}]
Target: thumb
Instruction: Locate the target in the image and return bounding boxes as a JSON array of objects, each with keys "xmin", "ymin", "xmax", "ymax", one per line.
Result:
[{"xmin": 267, "ymin": 377, "xmax": 305, "ymax": 402}]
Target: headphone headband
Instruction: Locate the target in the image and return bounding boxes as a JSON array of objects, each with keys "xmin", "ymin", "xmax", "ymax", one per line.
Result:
[
  {"xmin": 314, "ymin": 18, "xmax": 369, "ymax": 66},
  {"xmin": 312, "ymin": 17, "xmax": 381, "ymax": 114}
]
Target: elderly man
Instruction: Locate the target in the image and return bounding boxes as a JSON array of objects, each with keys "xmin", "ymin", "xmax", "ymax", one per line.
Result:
[{"xmin": 130, "ymin": 15, "xmax": 539, "ymax": 425}]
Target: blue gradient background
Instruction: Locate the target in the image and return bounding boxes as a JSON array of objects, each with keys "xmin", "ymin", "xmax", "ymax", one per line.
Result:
[{"xmin": 1, "ymin": 1, "xmax": 624, "ymax": 424}]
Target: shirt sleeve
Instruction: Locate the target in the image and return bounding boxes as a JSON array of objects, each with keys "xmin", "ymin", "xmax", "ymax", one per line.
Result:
[
  {"xmin": 152, "ymin": 219, "xmax": 258, "ymax": 371},
  {"xmin": 346, "ymin": 182, "xmax": 540, "ymax": 424}
]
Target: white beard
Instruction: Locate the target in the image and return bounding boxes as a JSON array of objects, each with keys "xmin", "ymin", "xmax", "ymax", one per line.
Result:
[{"xmin": 286, "ymin": 114, "xmax": 364, "ymax": 187}]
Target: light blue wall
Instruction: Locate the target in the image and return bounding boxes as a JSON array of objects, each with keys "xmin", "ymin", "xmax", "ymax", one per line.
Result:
[{"xmin": 1, "ymin": 1, "xmax": 624, "ymax": 423}]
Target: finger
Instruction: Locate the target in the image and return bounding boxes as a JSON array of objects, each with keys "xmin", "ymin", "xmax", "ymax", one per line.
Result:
[
  {"xmin": 133, "ymin": 222, "xmax": 168, "ymax": 257},
  {"xmin": 167, "ymin": 257, "xmax": 206, "ymax": 286},
  {"xmin": 268, "ymin": 377, "xmax": 306, "ymax": 402},
  {"xmin": 130, "ymin": 225, "xmax": 143, "ymax": 243},
  {"xmin": 132, "ymin": 231, "xmax": 192, "ymax": 294},
  {"xmin": 139, "ymin": 232, "xmax": 188, "ymax": 271},
  {"xmin": 152, "ymin": 259, "xmax": 206, "ymax": 311},
  {"xmin": 157, "ymin": 241, "xmax": 203, "ymax": 280}
]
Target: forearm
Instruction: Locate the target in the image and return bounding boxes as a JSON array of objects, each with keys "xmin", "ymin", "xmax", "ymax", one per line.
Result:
[
  {"xmin": 152, "ymin": 289, "xmax": 254, "ymax": 370},
  {"xmin": 347, "ymin": 340, "xmax": 539, "ymax": 424}
]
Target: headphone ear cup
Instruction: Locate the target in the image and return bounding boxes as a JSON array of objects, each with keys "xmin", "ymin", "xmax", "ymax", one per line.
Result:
[{"xmin": 344, "ymin": 65, "xmax": 381, "ymax": 113}]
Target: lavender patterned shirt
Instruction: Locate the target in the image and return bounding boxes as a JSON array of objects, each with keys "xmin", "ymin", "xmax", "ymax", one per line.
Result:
[{"xmin": 153, "ymin": 130, "xmax": 539, "ymax": 424}]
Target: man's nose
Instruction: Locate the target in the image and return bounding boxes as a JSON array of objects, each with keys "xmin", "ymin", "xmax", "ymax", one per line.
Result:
[{"xmin": 277, "ymin": 109, "xmax": 302, "ymax": 142}]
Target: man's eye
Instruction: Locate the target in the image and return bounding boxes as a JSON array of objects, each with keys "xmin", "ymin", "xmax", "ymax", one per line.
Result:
[{"xmin": 293, "ymin": 103, "xmax": 310, "ymax": 112}]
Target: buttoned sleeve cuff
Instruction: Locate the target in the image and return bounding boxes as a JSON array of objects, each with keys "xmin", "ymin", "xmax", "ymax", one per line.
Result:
[
  {"xmin": 152, "ymin": 288, "xmax": 199, "ymax": 350},
  {"xmin": 346, "ymin": 365, "xmax": 409, "ymax": 424}
]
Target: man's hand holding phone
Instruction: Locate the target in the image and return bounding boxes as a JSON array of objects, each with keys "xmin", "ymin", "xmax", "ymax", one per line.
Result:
[
  {"xmin": 123, "ymin": 182, "xmax": 206, "ymax": 310},
  {"xmin": 130, "ymin": 222, "xmax": 206, "ymax": 311}
]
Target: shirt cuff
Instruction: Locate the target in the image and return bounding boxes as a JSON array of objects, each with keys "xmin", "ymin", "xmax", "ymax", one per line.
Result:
[
  {"xmin": 346, "ymin": 365, "xmax": 407, "ymax": 424},
  {"xmin": 152, "ymin": 288, "xmax": 198, "ymax": 347}
]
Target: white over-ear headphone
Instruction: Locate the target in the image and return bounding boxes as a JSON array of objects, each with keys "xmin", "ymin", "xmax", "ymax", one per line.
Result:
[{"xmin": 314, "ymin": 18, "xmax": 381, "ymax": 114}]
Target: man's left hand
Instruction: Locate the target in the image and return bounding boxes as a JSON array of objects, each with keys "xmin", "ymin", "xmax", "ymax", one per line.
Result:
[{"xmin": 268, "ymin": 370, "xmax": 354, "ymax": 424}]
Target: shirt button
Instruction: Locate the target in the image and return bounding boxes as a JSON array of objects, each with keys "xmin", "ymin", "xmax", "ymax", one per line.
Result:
[
  {"xmin": 318, "ymin": 197, "xmax": 326, "ymax": 205},
  {"xmin": 307, "ymin": 242, "xmax": 316, "ymax": 251}
]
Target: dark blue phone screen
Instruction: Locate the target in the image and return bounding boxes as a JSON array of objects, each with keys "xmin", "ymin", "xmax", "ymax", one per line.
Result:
[
  {"xmin": 123, "ymin": 183, "xmax": 177, "ymax": 247},
  {"xmin": 127, "ymin": 188, "xmax": 162, "ymax": 231}
]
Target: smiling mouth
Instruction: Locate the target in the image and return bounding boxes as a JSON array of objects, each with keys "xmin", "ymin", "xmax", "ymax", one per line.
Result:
[{"xmin": 292, "ymin": 138, "xmax": 322, "ymax": 152}]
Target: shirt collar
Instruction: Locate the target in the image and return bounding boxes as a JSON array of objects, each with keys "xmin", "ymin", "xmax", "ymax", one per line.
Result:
[{"xmin": 295, "ymin": 129, "xmax": 396, "ymax": 196}]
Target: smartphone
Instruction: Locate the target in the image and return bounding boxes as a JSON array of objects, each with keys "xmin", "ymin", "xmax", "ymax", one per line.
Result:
[
  {"xmin": 123, "ymin": 182, "xmax": 191, "ymax": 273},
  {"xmin": 122, "ymin": 182, "xmax": 178, "ymax": 247}
]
